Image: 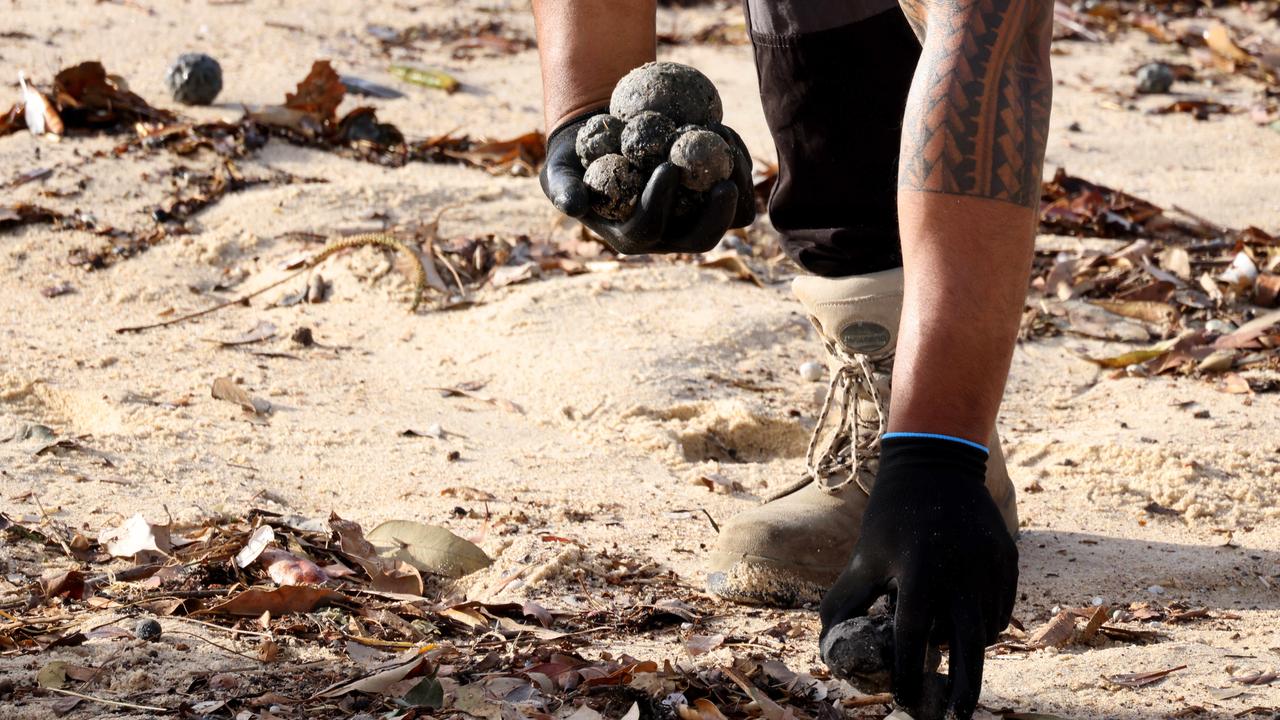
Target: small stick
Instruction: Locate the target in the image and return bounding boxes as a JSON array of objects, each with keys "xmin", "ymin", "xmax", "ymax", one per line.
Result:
[
  {"xmin": 115, "ymin": 233, "xmax": 429, "ymax": 334},
  {"xmin": 699, "ymin": 508, "xmax": 720, "ymax": 534},
  {"xmin": 843, "ymin": 693, "xmax": 894, "ymax": 708},
  {"xmin": 433, "ymin": 245, "xmax": 467, "ymax": 295},
  {"xmin": 41, "ymin": 687, "xmax": 168, "ymax": 713}
]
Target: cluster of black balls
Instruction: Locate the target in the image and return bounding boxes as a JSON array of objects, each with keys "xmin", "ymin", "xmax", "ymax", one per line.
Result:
[{"xmin": 577, "ymin": 62, "xmax": 736, "ymax": 221}]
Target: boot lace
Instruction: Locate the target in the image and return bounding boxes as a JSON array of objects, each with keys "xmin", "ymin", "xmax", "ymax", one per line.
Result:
[{"xmin": 805, "ymin": 343, "xmax": 891, "ymax": 495}]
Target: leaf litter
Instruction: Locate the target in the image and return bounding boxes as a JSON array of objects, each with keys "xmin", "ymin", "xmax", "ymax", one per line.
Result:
[
  {"xmin": 1028, "ymin": 168, "xmax": 1279, "ymax": 390},
  {"xmin": 0, "ymin": 508, "xmax": 914, "ymax": 719}
]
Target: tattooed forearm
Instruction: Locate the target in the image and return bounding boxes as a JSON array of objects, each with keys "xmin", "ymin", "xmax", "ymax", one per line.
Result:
[{"xmin": 896, "ymin": 0, "xmax": 1053, "ymax": 208}]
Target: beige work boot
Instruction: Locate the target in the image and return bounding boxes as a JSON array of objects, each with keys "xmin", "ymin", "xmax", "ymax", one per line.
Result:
[{"xmin": 705, "ymin": 268, "xmax": 1019, "ymax": 607}]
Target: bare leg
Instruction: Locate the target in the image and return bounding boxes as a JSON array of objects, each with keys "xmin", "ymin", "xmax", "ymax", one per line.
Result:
[{"xmin": 888, "ymin": 0, "xmax": 1053, "ymax": 443}]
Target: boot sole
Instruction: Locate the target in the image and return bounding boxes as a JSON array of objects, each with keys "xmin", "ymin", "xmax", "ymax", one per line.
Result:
[{"xmin": 705, "ymin": 551, "xmax": 843, "ymax": 608}]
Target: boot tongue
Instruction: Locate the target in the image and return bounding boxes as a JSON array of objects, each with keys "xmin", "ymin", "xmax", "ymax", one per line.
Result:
[{"xmin": 791, "ymin": 268, "xmax": 903, "ymax": 361}]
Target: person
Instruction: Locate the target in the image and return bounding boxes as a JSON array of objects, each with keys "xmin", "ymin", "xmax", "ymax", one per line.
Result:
[{"xmin": 533, "ymin": 1, "xmax": 1052, "ymax": 717}]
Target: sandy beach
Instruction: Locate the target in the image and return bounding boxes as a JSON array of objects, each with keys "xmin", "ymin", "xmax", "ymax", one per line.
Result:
[{"xmin": 2, "ymin": 1, "xmax": 1279, "ymax": 718}]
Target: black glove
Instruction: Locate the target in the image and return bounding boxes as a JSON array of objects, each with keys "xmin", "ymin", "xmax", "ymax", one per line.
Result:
[
  {"xmin": 539, "ymin": 109, "xmax": 756, "ymax": 255},
  {"xmin": 819, "ymin": 435, "xmax": 1018, "ymax": 720}
]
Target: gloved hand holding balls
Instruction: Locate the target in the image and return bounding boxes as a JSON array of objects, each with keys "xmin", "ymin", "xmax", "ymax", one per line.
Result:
[
  {"xmin": 579, "ymin": 62, "xmax": 737, "ymax": 222},
  {"xmin": 539, "ymin": 61, "xmax": 755, "ymax": 255}
]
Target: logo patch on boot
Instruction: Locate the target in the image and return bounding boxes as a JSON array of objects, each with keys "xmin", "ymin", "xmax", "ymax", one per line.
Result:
[{"xmin": 839, "ymin": 322, "xmax": 891, "ymax": 354}]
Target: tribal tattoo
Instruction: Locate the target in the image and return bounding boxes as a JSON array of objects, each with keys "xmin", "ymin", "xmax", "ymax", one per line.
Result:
[{"xmin": 896, "ymin": 0, "xmax": 1053, "ymax": 208}]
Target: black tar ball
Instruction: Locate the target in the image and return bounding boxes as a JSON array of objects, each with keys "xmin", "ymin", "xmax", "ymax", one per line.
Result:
[
  {"xmin": 576, "ymin": 114, "xmax": 625, "ymax": 169},
  {"xmin": 583, "ymin": 154, "xmax": 644, "ymax": 221},
  {"xmin": 134, "ymin": 617, "xmax": 163, "ymax": 642},
  {"xmin": 620, "ymin": 111, "xmax": 677, "ymax": 173},
  {"xmin": 165, "ymin": 53, "xmax": 223, "ymax": 106},
  {"xmin": 610, "ymin": 61, "xmax": 723, "ymax": 127}
]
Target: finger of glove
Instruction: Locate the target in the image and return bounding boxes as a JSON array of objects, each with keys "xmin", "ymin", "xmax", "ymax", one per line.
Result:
[
  {"xmin": 540, "ymin": 150, "xmax": 591, "ymax": 218},
  {"xmin": 619, "ymin": 162, "xmax": 681, "ymax": 247},
  {"xmin": 991, "ymin": 546, "xmax": 1019, "ymax": 645},
  {"xmin": 819, "ymin": 554, "xmax": 886, "ymax": 635},
  {"xmin": 891, "ymin": 581, "xmax": 934, "ymax": 709},
  {"xmin": 669, "ymin": 179, "xmax": 738, "ymax": 253},
  {"xmin": 719, "ymin": 125, "xmax": 757, "ymax": 228},
  {"xmin": 946, "ymin": 601, "xmax": 987, "ymax": 720}
]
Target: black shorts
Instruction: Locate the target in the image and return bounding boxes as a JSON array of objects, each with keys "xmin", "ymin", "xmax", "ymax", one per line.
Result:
[{"xmin": 743, "ymin": 0, "xmax": 919, "ymax": 277}]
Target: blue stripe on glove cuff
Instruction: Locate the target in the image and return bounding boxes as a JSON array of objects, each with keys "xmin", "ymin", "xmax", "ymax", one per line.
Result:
[{"xmin": 882, "ymin": 432, "xmax": 989, "ymax": 455}]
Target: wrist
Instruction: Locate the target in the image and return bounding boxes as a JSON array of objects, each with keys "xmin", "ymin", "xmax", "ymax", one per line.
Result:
[
  {"xmin": 877, "ymin": 434, "xmax": 988, "ymax": 483},
  {"xmin": 548, "ymin": 106, "xmax": 609, "ymax": 141}
]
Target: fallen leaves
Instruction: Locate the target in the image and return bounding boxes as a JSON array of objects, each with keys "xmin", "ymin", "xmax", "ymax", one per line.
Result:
[
  {"xmin": 98, "ymin": 513, "xmax": 172, "ymax": 559},
  {"xmin": 1107, "ymin": 664, "xmax": 1187, "ymax": 688},
  {"xmin": 199, "ymin": 586, "xmax": 345, "ymax": 617},
  {"xmin": 365, "ymin": 520, "xmax": 492, "ymax": 579},
  {"xmin": 211, "ymin": 376, "xmax": 272, "ymax": 416},
  {"xmin": 1032, "ymin": 169, "xmax": 1280, "ymax": 387}
]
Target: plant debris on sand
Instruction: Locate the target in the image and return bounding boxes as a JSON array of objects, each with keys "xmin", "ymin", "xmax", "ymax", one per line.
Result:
[{"xmin": 0, "ymin": 510, "xmax": 894, "ymax": 719}]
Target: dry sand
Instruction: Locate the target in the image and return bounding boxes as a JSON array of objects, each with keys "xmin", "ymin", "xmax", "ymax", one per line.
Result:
[{"xmin": 2, "ymin": 1, "xmax": 1279, "ymax": 718}]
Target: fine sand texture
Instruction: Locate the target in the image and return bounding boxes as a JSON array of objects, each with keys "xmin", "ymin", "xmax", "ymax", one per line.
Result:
[{"xmin": 2, "ymin": 1, "xmax": 1279, "ymax": 718}]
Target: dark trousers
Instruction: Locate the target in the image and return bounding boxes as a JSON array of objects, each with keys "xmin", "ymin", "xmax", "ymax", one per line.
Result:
[{"xmin": 743, "ymin": 0, "xmax": 920, "ymax": 277}]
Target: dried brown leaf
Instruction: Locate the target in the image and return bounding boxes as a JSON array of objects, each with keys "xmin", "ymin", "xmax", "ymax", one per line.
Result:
[
  {"xmin": 1254, "ymin": 274, "xmax": 1280, "ymax": 308},
  {"xmin": 1028, "ymin": 610, "xmax": 1077, "ymax": 648},
  {"xmin": 285, "ymin": 60, "xmax": 346, "ymax": 121},
  {"xmin": 198, "ymin": 586, "xmax": 343, "ymax": 616},
  {"xmin": 314, "ymin": 656, "xmax": 431, "ymax": 698},
  {"xmin": 211, "ymin": 377, "xmax": 271, "ymax": 415},
  {"xmin": 1080, "ymin": 605, "xmax": 1109, "ymax": 642},
  {"xmin": 684, "ymin": 633, "xmax": 725, "ymax": 656},
  {"xmin": 1090, "ymin": 299, "xmax": 1177, "ymax": 325},
  {"xmin": 1106, "ymin": 664, "xmax": 1186, "ymax": 688},
  {"xmin": 329, "ymin": 513, "xmax": 424, "ymax": 595},
  {"xmin": 1215, "ymin": 308, "xmax": 1280, "ymax": 349},
  {"xmin": 259, "ymin": 548, "xmax": 330, "ymax": 586},
  {"xmin": 53, "ymin": 62, "xmax": 173, "ymax": 128},
  {"xmin": 40, "ymin": 570, "xmax": 87, "ymax": 600},
  {"xmin": 699, "ymin": 255, "xmax": 764, "ymax": 288}
]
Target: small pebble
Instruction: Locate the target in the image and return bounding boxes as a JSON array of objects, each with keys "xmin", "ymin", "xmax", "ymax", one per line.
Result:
[
  {"xmin": 799, "ymin": 361, "xmax": 825, "ymax": 383},
  {"xmin": 1091, "ymin": 596, "xmax": 1105, "ymax": 607},
  {"xmin": 291, "ymin": 327, "xmax": 315, "ymax": 347},
  {"xmin": 134, "ymin": 618, "xmax": 163, "ymax": 642},
  {"xmin": 165, "ymin": 53, "xmax": 223, "ymax": 105},
  {"xmin": 1110, "ymin": 609, "xmax": 1125, "ymax": 622},
  {"xmin": 1135, "ymin": 62, "xmax": 1175, "ymax": 94},
  {"xmin": 1205, "ymin": 319, "xmax": 1235, "ymax": 334},
  {"xmin": 1147, "ymin": 585, "xmax": 1166, "ymax": 595}
]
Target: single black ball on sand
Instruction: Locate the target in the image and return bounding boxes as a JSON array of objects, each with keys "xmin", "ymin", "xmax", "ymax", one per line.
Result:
[
  {"xmin": 576, "ymin": 114, "xmax": 625, "ymax": 168},
  {"xmin": 1135, "ymin": 62, "xmax": 1175, "ymax": 95},
  {"xmin": 165, "ymin": 53, "xmax": 223, "ymax": 106},
  {"xmin": 670, "ymin": 129, "xmax": 733, "ymax": 192},
  {"xmin": 134, "ymin": 617, "xmax": 163, "ymax": 642},
  {"xmin": 620, "ymin": 111, "xmax": 678, "ymax": 172},
  {"xmin": 584, "ymin": 154, "xmax": 644, "ymax": 221},
  {"xmin": 610, "ymin": 61, "xmax": 723, "ymax": 127}
]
